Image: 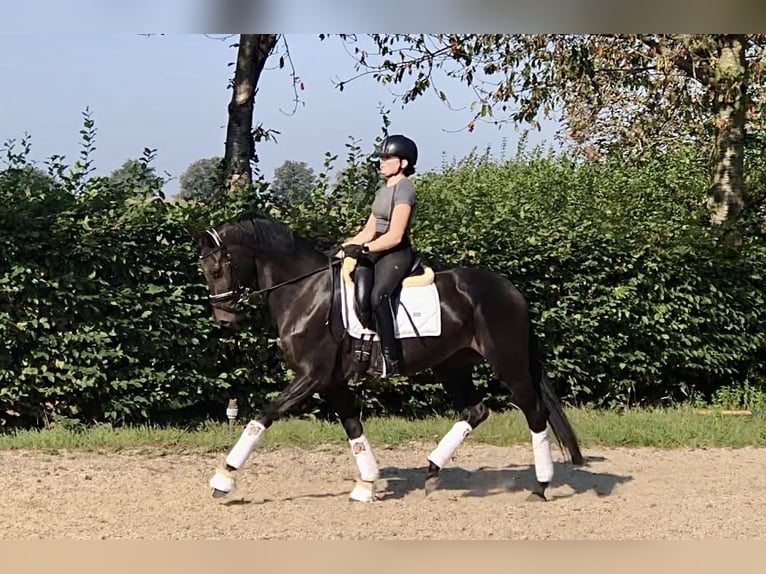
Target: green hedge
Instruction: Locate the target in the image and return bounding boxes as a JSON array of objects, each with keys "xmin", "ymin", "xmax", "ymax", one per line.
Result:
[
  {"xmin": 411, "ymin": 147, "xmax": 766, "ymax": 408},
  {"xmin": 0, "ymin": 150, "xmax": 289, "ymax": 428},
  {"xmin": 1, "ymin": 137, "xmax": 764, "ymax": 428}
]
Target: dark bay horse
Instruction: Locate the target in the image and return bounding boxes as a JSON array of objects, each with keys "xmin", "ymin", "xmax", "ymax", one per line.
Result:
[{"xmin": 196, "ymin": 213, "xmax": 584, "ymax": 502}]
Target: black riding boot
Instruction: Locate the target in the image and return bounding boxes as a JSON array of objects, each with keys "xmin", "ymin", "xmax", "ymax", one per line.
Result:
[
  {"xmin": 353, "ymin": 262, "xmax": 375, "ymax": 330},
  {"xmin": 374, "ymin": 293, "xmax": 401, "ymax": 377}
]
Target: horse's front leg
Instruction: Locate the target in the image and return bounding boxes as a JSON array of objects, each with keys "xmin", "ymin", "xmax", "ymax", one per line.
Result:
[
  {"xmin": 325, "ymin": 382, "xmax": 380, "ymax": 502},
  {"xmin": 209, "ymin": 374, "xmax": 318, "ymax": 498}
]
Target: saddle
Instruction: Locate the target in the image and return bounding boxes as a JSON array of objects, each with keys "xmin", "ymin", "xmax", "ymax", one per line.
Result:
[
  {"xmin": 340, "ymin": 254, "xmax": 439, "ymax": 378},
  {"xmin": 341, "ymin": 254, "xmax": 434, "ymax": 289}
]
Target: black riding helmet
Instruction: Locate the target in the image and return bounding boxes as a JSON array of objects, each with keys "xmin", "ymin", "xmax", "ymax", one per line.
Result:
[{"xmin": 374, "ymin": 135, "xmax": 418, "ymax": 174}]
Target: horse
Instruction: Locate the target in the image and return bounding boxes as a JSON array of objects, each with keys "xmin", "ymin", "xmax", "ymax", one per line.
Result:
[{"xmin": 195, "ymin": 212, "xmax": 584, "ymax": 503}]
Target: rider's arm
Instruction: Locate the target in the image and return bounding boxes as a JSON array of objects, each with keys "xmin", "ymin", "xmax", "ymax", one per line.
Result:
[
  {"xmin": 344, "ymin": 213, "xmax": 377, "ymax": 246},
  {"xmin": 364, "ymin": 203, "xmax": 411, "ymax": 253}
]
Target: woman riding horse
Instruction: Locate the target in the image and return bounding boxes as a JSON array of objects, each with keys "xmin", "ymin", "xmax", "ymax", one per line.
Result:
[{"xmin": 341, "ymin": 134, "xmax": 419, "ymax": 377}]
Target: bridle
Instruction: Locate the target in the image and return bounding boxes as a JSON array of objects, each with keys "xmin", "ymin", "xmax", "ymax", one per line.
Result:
[
  {"xmin": 200, "ymin": 228, "xmax": 342, "ymax": 324},
  {"xmin": 199, "ymin": 229, "xmax": 250, "ymax": 313}
]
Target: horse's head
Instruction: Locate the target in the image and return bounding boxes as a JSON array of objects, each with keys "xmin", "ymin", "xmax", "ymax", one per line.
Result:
[{"xmin": 196, "ymin": 226, "xmax": 256, "ymax": 328}]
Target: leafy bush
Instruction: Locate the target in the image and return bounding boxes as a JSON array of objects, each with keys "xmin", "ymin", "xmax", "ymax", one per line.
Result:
[
  {"xmin": 2, "ymin": 121, "xmax": 764, "ymax": 429},
  {"xmin": 410, "ymin": 144, "xmax": 766, "ymax": 407},
  {"xmin": 0, "ymin": 133, "xmax": 286, "ymax": 427}
]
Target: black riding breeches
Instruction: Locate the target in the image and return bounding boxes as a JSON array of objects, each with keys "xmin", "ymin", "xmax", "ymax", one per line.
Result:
[{"xmin": 354, "ymin": 242, "xmax": 414, "ymax": 329}]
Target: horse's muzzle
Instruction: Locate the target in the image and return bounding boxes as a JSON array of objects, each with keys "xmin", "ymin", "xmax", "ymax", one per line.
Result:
[{"xmin": 212, "ymin": 308, "xmax": 239, "ymax": 328}]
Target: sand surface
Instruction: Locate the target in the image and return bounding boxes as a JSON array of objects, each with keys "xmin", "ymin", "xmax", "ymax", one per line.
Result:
[{"xmin": 1, "ymin": 442, "xmax": 763, "ymax": 539}]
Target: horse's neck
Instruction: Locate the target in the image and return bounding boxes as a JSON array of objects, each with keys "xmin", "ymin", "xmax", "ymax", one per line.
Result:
[
  {"xmin": 258, "ymin": 251, "xmax": 332, "ymax": 339},
  {"xmin": 254, "ymin": 250, "xmax": 325, "ymax": 289}
]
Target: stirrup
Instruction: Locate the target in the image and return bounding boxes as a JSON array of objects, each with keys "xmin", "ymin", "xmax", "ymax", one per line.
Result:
[
  {"xmin": 352, "ymin": 332, "xmax": 374, "ymax": 373},
  {"xmin": 380, "ymin": 350, "xmax": 400, "ymax": 378},
  {"xmin": 383, "ymin": 361, "xmax": 400, "ymax": 378}
]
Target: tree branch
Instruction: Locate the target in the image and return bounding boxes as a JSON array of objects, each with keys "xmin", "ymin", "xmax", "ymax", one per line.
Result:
[
  {"xmin": 640, "ymin": 36, "xmax": 713, "ymax": 86},
  {"xmin": 275, "ymin": 36, "xmax": 304, "ymax": 117}
]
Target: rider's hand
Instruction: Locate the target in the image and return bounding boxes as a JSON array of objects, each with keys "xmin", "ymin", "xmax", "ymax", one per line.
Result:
[{"xmin": 342, "ymin": 243, "xmax": 367, "ymax": 259}]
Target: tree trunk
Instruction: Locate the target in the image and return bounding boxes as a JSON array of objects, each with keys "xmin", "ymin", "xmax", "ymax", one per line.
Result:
[
  {"xmin": 222, "ymin": 34, "xmax": 278, "ymax": 195},
  {"xmin": 708, "ymin": 35, "xmax": 748, "ymax": 225}
]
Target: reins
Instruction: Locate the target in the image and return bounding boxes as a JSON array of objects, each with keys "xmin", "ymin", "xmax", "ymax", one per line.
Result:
[
  {"xmin": 247, "ymin": 257, "xmax": 344, "ymax": 338},
  {"xmin": 202, "ymin": 228, "xmax": 344, "ymax": 338},
  {"xmin": 247, "ymin": 257, "xmax": 341, "ymax": 299}
]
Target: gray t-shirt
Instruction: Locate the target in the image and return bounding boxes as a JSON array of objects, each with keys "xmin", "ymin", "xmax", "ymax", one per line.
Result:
[{"xmin": 371, "ymin": 178, "xmax": 416, "ymax": 235}]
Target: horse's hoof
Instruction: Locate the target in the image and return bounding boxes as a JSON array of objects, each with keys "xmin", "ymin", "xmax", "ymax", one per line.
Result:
[
  {"xmin": 349, "ymin": 479, "xmax": 376, "ymax": 502},
  {"xmin": 209, "ymin": 467, "xmax": 235, "ymax": 497},
  {"xmin": 526, "ymin": 491, "xmax": 547, "ymax": 502},
  {"xmin": 424, "ymin": 475, "xmax": 441, "ymax": 496}
]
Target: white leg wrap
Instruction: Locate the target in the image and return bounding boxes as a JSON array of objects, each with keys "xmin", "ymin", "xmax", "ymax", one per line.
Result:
[
  {"xmin": 349, "ymin": 479, "xmax": 376, "ymax": 502},
  {"xmin": 349, "ymin": 435, "xmax": 379, "ymax": 482},
  {"xmin": 531, "ymin": 428, "xmax": 554, "ymax": 483},
  {"xmin": 209, "ymin": 468, "xmax": 236, "ymax": 493},
  {"xmin": 225, "ymin": 420, "xmax": 266, "ymax": 469},
  {"xmin": 427, "ymin": 420, "xmax": 472, "ymax": 468}
]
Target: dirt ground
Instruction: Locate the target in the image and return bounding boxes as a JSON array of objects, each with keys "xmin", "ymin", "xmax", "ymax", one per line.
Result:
[{"xmin": 1, "ymin": 441, "xmax": 764, "ymax": 540}]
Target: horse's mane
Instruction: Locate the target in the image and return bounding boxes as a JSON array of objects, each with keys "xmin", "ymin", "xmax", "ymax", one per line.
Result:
[{"xmin": 220, "ymin": 212, "xmax": 325, "ymax": 258}]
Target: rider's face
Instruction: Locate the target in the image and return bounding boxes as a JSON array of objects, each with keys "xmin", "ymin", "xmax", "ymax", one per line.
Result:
[{"xmin": 380, "ymin": 155, "xmax": 406, "ymax": 178}]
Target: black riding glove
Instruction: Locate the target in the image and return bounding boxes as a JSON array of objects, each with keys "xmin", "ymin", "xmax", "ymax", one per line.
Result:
[{"xmin": 342, "ymin": 244, "xmax": 368, "ymax": 259}]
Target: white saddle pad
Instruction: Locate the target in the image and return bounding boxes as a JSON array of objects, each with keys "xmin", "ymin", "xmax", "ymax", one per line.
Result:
[{"xmin": 340, "ymin": 278, "xmax": 442, "ymax": 340}]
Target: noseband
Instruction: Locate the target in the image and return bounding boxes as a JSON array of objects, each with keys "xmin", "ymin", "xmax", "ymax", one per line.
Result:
[
  {"xmin": 200, "ymin": 228, "xmax": 341, "ymax": 315},
  {"xmin": 200, "ymin": 228, "xmax": 252, "ymax": 312}
]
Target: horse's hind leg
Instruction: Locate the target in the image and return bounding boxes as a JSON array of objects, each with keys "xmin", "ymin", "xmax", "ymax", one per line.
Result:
[
  {"xmin": 511, "ymin": 381, "xmax": 554, "ymax": 501},
  {"xmin": 426, "ymin": 356, "xmax": 488, "ymax": 495},
  {"xmin": 494, "ymin": 366, "xmax": 554, "ymax": 502},
  {"xmin": 325, "ymin": 381, "xmax": 380, "ymax": 502}
]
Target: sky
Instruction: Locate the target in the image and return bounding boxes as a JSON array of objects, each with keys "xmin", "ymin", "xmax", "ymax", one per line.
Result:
[{"xmin": 0, "ymin": 33, "xmax": 560, "ymax": 196}]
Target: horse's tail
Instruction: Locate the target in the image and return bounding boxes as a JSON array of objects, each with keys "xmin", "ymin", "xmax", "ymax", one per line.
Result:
[{"xmin": 528, "ymin": 327, "xmax": 585, "ymax": 466}]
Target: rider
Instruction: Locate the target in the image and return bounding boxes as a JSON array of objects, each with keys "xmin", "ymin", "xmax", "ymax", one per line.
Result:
[{"xmin": 342, "ymin": 134, "xmax": 418, "ymax": 377}]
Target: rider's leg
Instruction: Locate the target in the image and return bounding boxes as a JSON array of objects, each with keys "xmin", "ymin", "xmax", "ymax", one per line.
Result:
[
  {"xmin": 370, "ymin": 247, "xmax": 413, "ymax": 376},
  {"xmin": 353, "ymin": 256, "xmax": 375, "ymax": 330}
]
